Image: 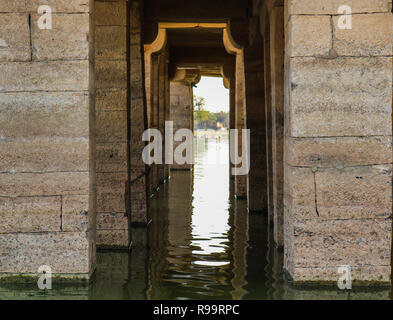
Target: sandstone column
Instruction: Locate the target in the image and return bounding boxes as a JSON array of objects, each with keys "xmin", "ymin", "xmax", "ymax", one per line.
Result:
[
  {"xmin": 243, "ymin": 38, "xmax": 268, "ymax": 212},
  {"xmin": 169, "ymin": 69, "xmax": 199, "ymax": 170},
  {"xmin": 263, "ymin": 27, "xmax": 274, "ymax": 221},
  {"xmin": 234, "ymin": 52, "xmax": 248, "ymax": 199},
  {"xmin": 270, "ymin": 5, "xmax": 285, "ymax": 247},
  {"xmin": 284, "ymin": 0, "xmax": 393, "ymax": 284},
  {"xmin": 144, "ymin": 27, "xmax": 167, "ymax": 194},
  {"xmin": 95, "ymin": 0, "xmax": 129, "ymax": 248},
  {"xmin": 221, "ymin": 64, "xmax": 236, "ymax": 179},
  {"xmin": 0, "ymin": 1, "xmax": 95, "ymax": 279},
  {"xmin": 130, "ymin": 0, "xmax": 149, "ymax": 228}
]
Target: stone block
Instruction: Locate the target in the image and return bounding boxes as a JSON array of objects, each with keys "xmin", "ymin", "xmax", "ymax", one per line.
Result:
[
  {"xmin": 0, "ymin": 61, "xmax": 89, "ymax": 91},
  {"xmin": 97, "ymin": 212, "xmax": 128, "ymax": 230},
  {"xmin": 95, "ymin": 110, "xmax": 127, "ymax": 143},
  {"xmin": 0, "ymin": 92, "xmax": 89, "ymax": 139},
  {"xmin": 289, "ymin": 57, "xmax": 392, "ymax": 137},
  {"xmin": 62, "ymin": 195, "xmax": 89, "ymax": 232},
  {"xmin": 292, "ymin": 218, "xmax": 392, "ymax": 268},
  {"xmin": 315, "ymin": 165, "xmax": 392, "ymax": 220},
  {"xmin": 287, "ymin": 0, "xmax": 390, "ymax": 15},
  {"xmin": 0, "ymin": 172, "xmax": 89, "ymax": 197},
  {"xmin": 0, "ymin": 1, "xmax": 25, "ymax": 12},
  {"xmin": 96, "ymin": 229, "xmax": 128, "ymax": 247},
  {"xmin": 0, "ymin": 232, "xmax": 90, "ymax": 274},
  {"xmin": 95, "ymin": 60, "xmax": 127, "ymax": 89},
  {"xmin": 291, "ymin": 266, "xmax": 391, "ymax": 285},
  {"xmin": 95, "ymin": 142, "xmax": 128, "ymax": 173},
  {"xmin": 333, "ymin": 13, "xmax": 393, "ymax": 56},
  {"xmin": 284, "ymin": 165, "xmax": 316, "ymax": 220},
  {"xmin": 27, "ymin": 1, "xmax": 90, "ymax": 12},
  {"xmin": 96, "ymin": 172, "xmax": 127, "ymax": 212},
  {"xmin": 0, "ymin": 196, "xmax": 61, "ymax": 232},
  {"xmin": 95, "ymin": 1, "xmax": 127, "ymax": 26},
  {"xmin": 31, "ymin": 13, "xmax": 89, "ymax": 61},
  {"xmin": 95, "ymin": 26, "xmax": 126, "ymax": 61},
  {"xmin": 0, "ymin": 138, "xmax": 89, "ymax": 173},
  {"xmin": 287, "ymin": 15, "xmax": 332, "ymax": 57},
  {"xmin": 96, "ymin": 89, "xmax": 127, "ymax": 111},
  {"xmin": 0, "ymin": 14, "xmax": 30, "ymax": 61},
  {"xmin": 285, "ymin": 136, "xmax": 392, "ymax": 168}
]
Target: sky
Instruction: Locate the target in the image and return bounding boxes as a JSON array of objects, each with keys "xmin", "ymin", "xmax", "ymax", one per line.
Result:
[{"xmin": 193, "ymin": 76, "xmax": 229, "ymax": 113}]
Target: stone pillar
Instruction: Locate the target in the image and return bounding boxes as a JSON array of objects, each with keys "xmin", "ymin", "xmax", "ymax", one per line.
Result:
[
  {"xmin": 164, "ymin": 58, "xmax": 171, "ymax": 180},
  {"xmin": 95, "ymin": 0, "xmax": 129, "ymax": 248},
  {"xmin": 169, "ymin": 68, "xmax": 200, "ymax": 170},
  {"xmin": 221, "ymin": 64, "xmax": 236, "ymax": 179},
  {"xmin": 234, "ymin": 52, "xmax": 248, "ymax": 199},
  {"xmin": 0, "ymin": 1, "xmax": 95, "ymax": 279},
  {"xmin": 157, "ymin": 51, "xmax": 168, "ymax": 183},
  {"xmin": 284, "ymin": 0, "xmax": 393, "ymax": 284},
  {"xmin": 270, "ymin": 5, "xmax": 285, "ymax": 247},
  {"xmin": 130, "ymin": 0, "xmax": 149, "ymax": 227},
  {"xmin": 169, "ymin": 82, "xmax": 193, "ymax": 170},
  {"xmin": 243, "ymin": 39, "xmax": 268, "ymax": 212},
  {"xmin": 144, "ymin": 27, "xmax": 167, "ymax": 194},
  {"xmin": 263, "ymin": 27, "xmax": 274, "ymax": 221}
]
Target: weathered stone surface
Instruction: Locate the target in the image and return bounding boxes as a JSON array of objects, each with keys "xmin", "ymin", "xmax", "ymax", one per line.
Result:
[
  {"xmin": 315, "ymin": 165, "xmax": 392, "ymax": 220},
  {"xmin": 96, "ymin": 172, "xmax": 127, "ymax": 213},
  {"xmin": 287, "ymin": 15, "xmax": 332, "ymax": 57},
  {"xmin": 95, "ymin": 111, "xmax": 127, "ymax": 143},
  {"xmin": 285, "ymin": 164, "xmax": 392, "ymax": 220},
  {"xmin": 31, "ymin": 13, "xmax": 89, "ymax": 61},
  {"xmin": 27, "ymin": 1, "xmax": 90, "ymax": 12},
  {"xmin": 0, "ymin": 61, "xmax": 89, "ymax": 91},
  {"xmin": 0, "ymin": 92, "xmax": 89, "ymax": 139},
  {"xmin": 95, "ymin": 26, "xmax": 127, "ymax": 60},
  {"xmin": 95, "ymin": 60, "xmax": 127, "ymax": 89},
  {"xmin": 95, "ymin": 1, "xmax": 127, "ymax": 26},
  {"xmin": 130, "ymin": 192, "xmax": 148, "ymax": 223},
  {"xmin": 0, "ymin": 0, "xmax": 25, "ymax": 12},
  {"xmin": 0, "ymin": 172, "xmax": 89, "ymax": 197},
  {"xmin": 284, "ymin": 165, "xmax": 316, "ymax": 220},
  {"xmin": 286, "ymin": 136, "xmax": 393, "ymax": 168},
  {"xmin": 96, "ymin": 142, "xmax": 127, "ymax": 173},
  {"xmin": 62, "ymin": 195, "xmax": 89, "ymax": 232},
  {"xmin": 96, "ymin": 229, "xmax": 128, "ymax": 247},
  {"xmin": 291, "ymin": 266, "xmax": 392, "ymax": 285},
  {"xmin": 0, "ymin": 232, "xmax": 90, "ymax": 274},
  {"xmin": 96, "ymin": 89, "xmax": 127, "ymax": 111},
  {"xmin": 0, "ymin": 1, "xmax": 90, "ymax": 13},
  {"xmin": 97, "ymin": 212, "xmax": 128, "ymax": 230},
  {"xmin": 0, "ymin": 14, "xmax": 30, "ymax": 62},
  {"xmin": 0, "ymin": 196, "xmax": 61, "ymax": 232},
  {"xmin": 333, "ymin": 13, "xmax": 393, "ymax": 57},
  {"xmin": 0, "ymin": 138, "xmax": 88, "ymax": 173},
  {"xmin": 287, "ymin": 0, "xmax": 390, "ymax": 15},
  {"xmin": 289, "ymin": 57, "xmax": 392, "ymax": 137},
  {"xmin": 292, "ymin": 218, "xmax": 392, "ymax": 268}
]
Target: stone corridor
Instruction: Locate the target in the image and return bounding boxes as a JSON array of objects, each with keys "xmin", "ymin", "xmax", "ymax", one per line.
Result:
[{"xmin": 0, "ymin": 0, "xmax": 392, "ymax": 286}]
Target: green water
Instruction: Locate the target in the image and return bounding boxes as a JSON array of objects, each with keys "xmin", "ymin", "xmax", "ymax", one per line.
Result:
[{"xmin": 0, "ymin": 136, "xmax": 391, "ymax": 300}]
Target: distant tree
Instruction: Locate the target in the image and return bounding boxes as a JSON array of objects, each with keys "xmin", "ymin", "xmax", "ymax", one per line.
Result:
[
  {"xmin": 193, "ymin": 96, "xmax": 229, "ymax": 130},
  {"xmin": 215, "ymin": 111, "xmax": 229, "ymax": 128},
  {"xmin": 193, "ymin": 96, "xmax": 206, "ymax": 111}
]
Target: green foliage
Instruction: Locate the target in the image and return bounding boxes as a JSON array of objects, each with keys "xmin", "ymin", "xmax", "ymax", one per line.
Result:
[{"xmin": 193, "ymin": 95, "xmax": 229, "ymax": 130}]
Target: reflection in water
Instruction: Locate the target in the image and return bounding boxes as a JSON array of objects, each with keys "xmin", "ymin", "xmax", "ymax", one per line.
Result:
[{"xmin": 0, "ymin": 136, "xmax": 391, "ymax": 300}]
